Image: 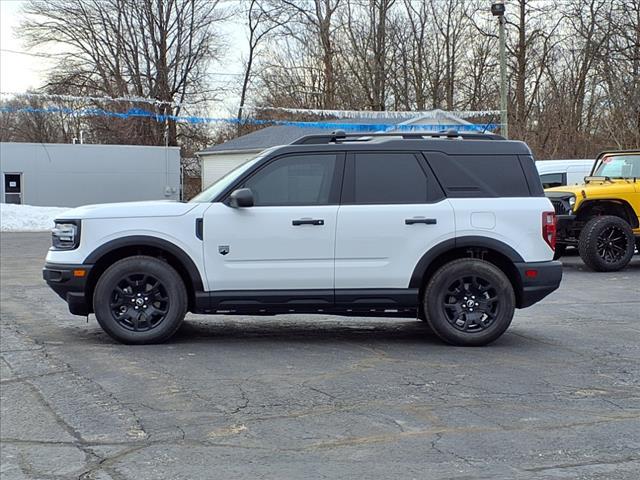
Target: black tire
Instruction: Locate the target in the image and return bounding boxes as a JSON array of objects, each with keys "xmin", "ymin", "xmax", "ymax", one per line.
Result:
[
  {"xmin": 553, "ymin": 244, "xmax": 566, "ymax": 260},
  {"xmin": 423, "ymin": 259, "xmax": 515, "ymax": 346},
  {"xmin": 578, "ymin": 216, "xmax": 635, "ymax": 272},
  {"xmin": 93, "ymin": 256, "xmax": 187, "ymax": 344}
]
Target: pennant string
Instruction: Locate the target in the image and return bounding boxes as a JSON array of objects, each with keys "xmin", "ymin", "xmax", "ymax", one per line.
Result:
[{"xmin": 0, "ymin": 105, "xmax": 500, "ymax": 132}]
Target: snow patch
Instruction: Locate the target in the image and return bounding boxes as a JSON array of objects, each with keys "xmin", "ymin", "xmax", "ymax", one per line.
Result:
[{"xmin": 0, "ymin": 204, "xmax": 71, "ymax": 232}]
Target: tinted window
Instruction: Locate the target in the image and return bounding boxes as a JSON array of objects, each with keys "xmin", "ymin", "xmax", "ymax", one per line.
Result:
[
  {"xmin": 426, "ymin": 153, "xmax": 531, "ymax": 197},
  {"xmin": 540, "ymin": 173, "xmax": 565, "ymax": 189},
  {"xmin": 244, "ymin": 154, "xmax": 337, "ymax": 206},
  {"xmin": 351, "ymin": 153, "xmax": 428, "ymax": 204}
]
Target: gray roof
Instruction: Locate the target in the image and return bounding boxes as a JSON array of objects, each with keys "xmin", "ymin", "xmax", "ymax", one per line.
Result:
[
  {"xmin": 200, "ymin": 125, "xmax": 331, "ymax": 154},
  {"xmin": 199, "ymin": 111, "xmax": 474, "ymax": 155}
]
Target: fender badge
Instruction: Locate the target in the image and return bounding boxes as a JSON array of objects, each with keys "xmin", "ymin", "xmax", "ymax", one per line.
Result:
[{"xmin": 218, "ymin": 245, "xmax": 230, "ymax": 256}]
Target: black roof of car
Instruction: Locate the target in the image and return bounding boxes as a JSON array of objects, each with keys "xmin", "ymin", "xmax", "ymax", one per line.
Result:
[{"xmin": 278, "ymin": 130, "xmax": 532, "ymax": 156}]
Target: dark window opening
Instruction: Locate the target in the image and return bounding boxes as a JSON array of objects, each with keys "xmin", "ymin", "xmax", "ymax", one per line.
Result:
[{"xmin": 348, "ymin": 153, "xmax": 428, "ymax": 204}]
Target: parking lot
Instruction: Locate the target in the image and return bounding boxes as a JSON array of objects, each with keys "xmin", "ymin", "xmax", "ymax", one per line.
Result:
[{"xmin": 1, "ymin": 232, "xmax": 639, "ymax": 479}]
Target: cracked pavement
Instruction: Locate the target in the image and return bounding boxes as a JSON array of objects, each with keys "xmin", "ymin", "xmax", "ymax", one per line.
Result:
[{"xmin": 1, "ymin": 232, "xmax": 639, "ymax": 479}]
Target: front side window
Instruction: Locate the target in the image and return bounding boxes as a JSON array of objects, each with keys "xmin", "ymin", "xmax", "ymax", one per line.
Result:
[
  {"xmin": 244, "ymin": 154, "xmax": 337, "ymax": 206},
  {"xmin": 350, "ymin": 153, "xmax": 428, "ymax": 204},
  {"xmin": 593, "ymin": 154, "xmax": 640, "ymax": 179}
]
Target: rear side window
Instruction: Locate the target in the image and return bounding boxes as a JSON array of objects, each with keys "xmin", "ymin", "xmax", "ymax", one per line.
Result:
[
  {"xmin": 540, "ymin": 173, "xmax": 565, "ymax": 188},
  {"xmin": 346, "ymin": 153, "xmax": 429, "ymax": 204},
  {"xmin": 425, "ymin": 153, "xmax": 531, "ymax": 197}
]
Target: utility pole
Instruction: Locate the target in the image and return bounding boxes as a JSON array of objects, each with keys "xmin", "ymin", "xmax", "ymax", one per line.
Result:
[{"xmin": 492, "ymin": 2, "xmax": 508, "ymax": 139}]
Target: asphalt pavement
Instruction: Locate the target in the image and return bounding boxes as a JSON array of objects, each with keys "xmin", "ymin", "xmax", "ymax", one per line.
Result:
[{"xmin": 1, "ymin": 232, "xmax": 639, "ymax": 479}]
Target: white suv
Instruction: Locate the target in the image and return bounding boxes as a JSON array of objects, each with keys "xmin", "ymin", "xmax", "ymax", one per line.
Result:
[{"xmin": 44, "ymin": 131, "xmax": 562, "ymax": 346}]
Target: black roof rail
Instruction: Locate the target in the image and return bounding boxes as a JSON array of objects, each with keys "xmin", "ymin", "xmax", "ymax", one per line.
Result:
[{"xmin": 291, "ymin": 129, "xmax": 505, "ymax": 145}]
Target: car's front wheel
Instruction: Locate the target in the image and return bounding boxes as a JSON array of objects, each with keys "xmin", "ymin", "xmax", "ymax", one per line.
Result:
[
  {"xmin": 423, "ymin": 259, "xmax": 515, "ymax": 346},
  {"xmin": 578, "ymin": 216, "xmax": 635, "ymax": 272},
  {"xmin": 93, "ymin": 256, "xmax": 187, "ymax": 344}
]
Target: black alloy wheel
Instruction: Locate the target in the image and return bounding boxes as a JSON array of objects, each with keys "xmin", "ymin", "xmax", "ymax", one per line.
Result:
[
  {"xmin": 442, "ymin": 275, "xmax": 499, "ymax": 333},
  {"xmin": 109, "ymin": 274, "xmax": 170, "ymax": 332},
  {"xmin": 595, "ymin": 225, "xmax": 630, "ymax": 264}
]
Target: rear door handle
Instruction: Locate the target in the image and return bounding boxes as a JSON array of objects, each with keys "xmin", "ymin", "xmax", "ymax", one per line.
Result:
[
  {"xmin": 405, "ymin": 218, "xmax": 437, "ymax": 225},
  {"xmin": 292, "ymin": 218, "xmax": 324, "ymax": 226}
]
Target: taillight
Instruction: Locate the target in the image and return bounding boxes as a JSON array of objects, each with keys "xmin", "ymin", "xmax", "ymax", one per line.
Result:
[{"xmin": 542, "ymin": 211, "xmax": 556, "ymax": 250}]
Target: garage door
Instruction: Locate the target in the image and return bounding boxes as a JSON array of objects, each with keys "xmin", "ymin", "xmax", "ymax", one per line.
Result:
[{"xmin": 202, "ymin": 154, "xmax": 253, "ymax": 190}]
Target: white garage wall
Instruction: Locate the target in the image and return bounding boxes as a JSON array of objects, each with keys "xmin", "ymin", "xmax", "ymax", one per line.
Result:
[{"xmin": 201, "ymin": 151, "xmax": 258, "ymax": 190}]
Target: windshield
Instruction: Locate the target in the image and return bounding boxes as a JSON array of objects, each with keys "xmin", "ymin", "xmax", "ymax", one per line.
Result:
[
  {"xmin": 190, "ymin": 148, "xmax": 276, "ymax": 203},
  {"xmin": 592, "ymin": 154, "xmax": 640, "ymax": 179}
]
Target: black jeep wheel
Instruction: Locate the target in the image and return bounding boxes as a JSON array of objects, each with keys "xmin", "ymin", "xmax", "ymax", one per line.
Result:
[
  {"xmin": 93, "ymin": 256, "xmax": 187, "ymax": 344},
  {"xmin": 578, "ymin": 216, "xmax": 635, "ymax": 272},
  {"xmin": 423, "ymin": 259, "xmax": 515, "ymax": 346}
]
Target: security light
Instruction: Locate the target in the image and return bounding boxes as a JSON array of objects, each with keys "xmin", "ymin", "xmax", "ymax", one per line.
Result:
[{"xmin": 491, "ymin": 2, "xmax": 505, "ymax": 16}]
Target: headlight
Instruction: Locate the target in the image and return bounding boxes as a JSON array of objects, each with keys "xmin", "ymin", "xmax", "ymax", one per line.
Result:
[
  {"xmin": 568, "ymin": 196, "xmax": 576, "ymax": 210},
  {"xmin": 52, "ymin": 221, "xmax": 80, "ymax": 250}
]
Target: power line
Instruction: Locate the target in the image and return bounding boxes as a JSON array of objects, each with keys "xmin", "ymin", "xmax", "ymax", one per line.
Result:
[{"xmin": 0, "ymin": 48, "xmax": 65, "ymax": 59}]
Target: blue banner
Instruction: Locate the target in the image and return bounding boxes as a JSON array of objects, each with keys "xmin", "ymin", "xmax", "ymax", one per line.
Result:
[{"xmin": 0, "ymin": 105, "xmax": 498, "ymax": 132}]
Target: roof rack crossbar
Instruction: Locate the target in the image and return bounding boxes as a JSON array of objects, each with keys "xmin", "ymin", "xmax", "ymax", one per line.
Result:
[{"xmin": 291, "ymin": 129, "xmax": 505, "ymax": 145}]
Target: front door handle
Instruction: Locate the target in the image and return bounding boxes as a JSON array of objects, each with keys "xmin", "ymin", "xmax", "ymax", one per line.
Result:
[
  {"xmin": 292, "ymin": 218, "xmax": 324, "ymax": 226},
  {"xmin": 405, "ymin": 218, "xmax": 437, "ymax": 225}
]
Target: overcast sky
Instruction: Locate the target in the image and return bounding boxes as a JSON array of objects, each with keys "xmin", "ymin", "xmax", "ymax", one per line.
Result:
[
  {"xmin": 0, "ymin": 0, "xmax": 246, "ymax": 113},
  {"xmin": 0, "ymin": 0, "xmax": 56, "ymax": 93}
]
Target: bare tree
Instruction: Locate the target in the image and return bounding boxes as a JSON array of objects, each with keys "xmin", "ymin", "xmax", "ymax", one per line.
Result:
[
  {"xmin": 236, "ymin": 0, "xmax": 290, "ymax": 123},
  {"xmin": 277, "ymin": 0, "xmax": 343, "ymax": 109},
  {"xmin": 21, "ymin": 0, "xmax": 227, "ymax": 145}
]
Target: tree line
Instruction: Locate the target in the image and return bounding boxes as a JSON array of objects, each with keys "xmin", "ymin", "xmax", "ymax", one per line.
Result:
[{"xmin": 1, "ymin": 0, "xmax": 638, "ymax": 161}]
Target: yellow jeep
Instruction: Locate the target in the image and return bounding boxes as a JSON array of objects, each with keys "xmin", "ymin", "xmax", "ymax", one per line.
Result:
[{"xmin": 545, "ymin": 150, "xmax": 640, "ymax": 271}]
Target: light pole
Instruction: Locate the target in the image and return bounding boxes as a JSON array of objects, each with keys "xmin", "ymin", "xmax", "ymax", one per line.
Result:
[{"xmin": 491, "ymin": 2, "xmax": 508, "ymax": 139}]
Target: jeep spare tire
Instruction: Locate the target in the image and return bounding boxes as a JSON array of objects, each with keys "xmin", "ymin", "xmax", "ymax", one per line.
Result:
[{"xmin": 578, "ymin": 216, "xmax": 635, "ymax": 272}]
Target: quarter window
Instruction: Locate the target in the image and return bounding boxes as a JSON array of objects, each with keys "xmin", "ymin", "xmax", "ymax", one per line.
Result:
[
  {"xmin": 244, "ymin": 154, "xmax": 337, "ymax": 206},
  {"xmin": 350, "ymin": 153, "xmax": 428, "ymax": 204}
]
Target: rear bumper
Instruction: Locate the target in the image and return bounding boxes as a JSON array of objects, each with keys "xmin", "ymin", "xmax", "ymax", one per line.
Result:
[
  {"xmin": 514, "ymin": 260, "xmax": 562, "ymax": 308},
  {"xmin": 43, "ymin": 263, "xmax": 93, "ymax": 316}
]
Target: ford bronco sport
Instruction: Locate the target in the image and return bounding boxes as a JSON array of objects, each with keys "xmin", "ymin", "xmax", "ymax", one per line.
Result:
[
  {"xmin": 44, "ymin": 130, "xmax": 562, "ymax": 346},
  {"xmin": 546, "ymin": 150, "xmax": 640, "ymax": 271}
]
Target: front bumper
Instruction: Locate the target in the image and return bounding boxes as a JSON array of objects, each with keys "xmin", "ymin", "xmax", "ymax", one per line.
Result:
[
  {"xmin": 43, "ymin": 263, "xmax": 93, "ymax": 316},
  {"xmin": 514, "ymin": 260, "xmax": 563, "ymax": 308}
]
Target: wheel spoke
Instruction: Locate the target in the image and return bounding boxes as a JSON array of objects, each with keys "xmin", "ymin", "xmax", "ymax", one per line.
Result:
[
  {"xmin": 109, "ymin": 273, "xmax": 169, "ymax": 332},
  {"xmin": 442, "ymin": 274, "xmax": 500, "ymax": 333}
]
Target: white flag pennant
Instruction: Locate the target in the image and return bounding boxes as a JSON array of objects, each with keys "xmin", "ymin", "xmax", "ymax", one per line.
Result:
[
  {"xmin": 0, "ymin": 91, "xmax": 182, "ymax": 107},
  {"xmin": 241, "ymin": 105, "xmax": 500, "ymax": 119}
]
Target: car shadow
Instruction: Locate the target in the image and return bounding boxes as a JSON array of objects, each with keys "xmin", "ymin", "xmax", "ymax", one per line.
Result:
[{"xmin": 154, "ymin": 316, "xmax": 529, "ymax": 349}]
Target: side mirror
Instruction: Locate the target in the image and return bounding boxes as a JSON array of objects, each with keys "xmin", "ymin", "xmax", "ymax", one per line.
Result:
[{"xmin": 229, "ymin": 188, "xmax": 254, "ymax": 208}]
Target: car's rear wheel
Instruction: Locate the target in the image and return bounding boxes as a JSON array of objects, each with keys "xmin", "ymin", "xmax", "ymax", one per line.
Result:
[
  {"xmin": 93, "ymin": 256, "xmax": 187, "ymax": 344},
  {"xmin": 423, "ymin": 259, "xmax": 515, "ymax": 346},
  {"xmin": 578, "ymin": 216, "xmax": 635, "ymax": 272}
]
